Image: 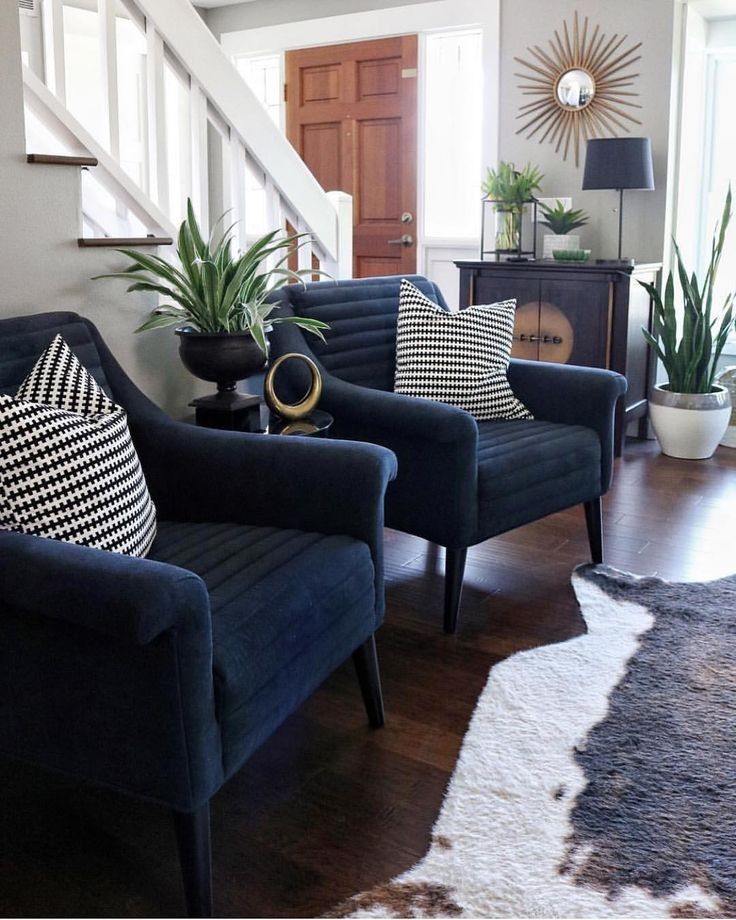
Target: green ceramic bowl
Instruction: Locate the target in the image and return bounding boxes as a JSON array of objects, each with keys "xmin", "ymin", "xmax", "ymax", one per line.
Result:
[{"xmin": 552, "ymin": 249, "xmax": 592, "ymax": 262}]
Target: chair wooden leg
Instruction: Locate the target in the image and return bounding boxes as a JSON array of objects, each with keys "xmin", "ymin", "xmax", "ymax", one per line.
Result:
[
  {"xmin": 584, "ymin": 498, "xmax": 604, "ymax": 565},
  {"xmin": 173, "ymin": 803, "xmax": 213, "ymax": 918},
  {"xmin": 352, "ymin": 636, "xmax": 385, "ymax": 728},
  {"xmin": 444, "ymin": 547, "xmax": 468, "ymax": 634}
]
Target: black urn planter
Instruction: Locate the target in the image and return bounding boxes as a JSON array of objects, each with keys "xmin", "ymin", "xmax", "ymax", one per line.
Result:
[{"xmin": 176, "ymin": 328, "xmax": 267, "ymax": 393}]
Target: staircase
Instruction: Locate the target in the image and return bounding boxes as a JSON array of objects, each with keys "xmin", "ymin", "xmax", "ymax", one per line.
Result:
[{"xmin": 19, "ymin": 0, "xmax": 352, "ymax": 276}]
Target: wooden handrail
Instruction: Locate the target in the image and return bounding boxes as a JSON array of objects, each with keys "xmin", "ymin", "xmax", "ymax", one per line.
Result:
[
  {"xmin": 78, "ymin": 237, "xmax": 173, "ymax": 247},
  {"xmin": 27, "ymin": 153, "xmax": 98, "ymax": 166}
]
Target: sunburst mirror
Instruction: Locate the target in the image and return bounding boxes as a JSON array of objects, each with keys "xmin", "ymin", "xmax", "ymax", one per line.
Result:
[{"xmin": 514, "ymin": 12, "xmax": 643, "ymax": 166}]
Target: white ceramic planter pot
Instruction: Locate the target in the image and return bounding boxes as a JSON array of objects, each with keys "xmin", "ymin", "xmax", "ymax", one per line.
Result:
[
  {"xmin": 648, "ymin": 384, "xmax": 732, "ymax": 460},
  {"xmin": 542, "ymin": 233, "xmax": 580, "ymax": 260},
  {"xmin": 715, "ymin": 366, "xmax": 736, "ymax": 447}
]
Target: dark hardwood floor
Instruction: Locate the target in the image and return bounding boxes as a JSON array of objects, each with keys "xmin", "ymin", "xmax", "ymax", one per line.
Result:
[{"xmin": 1, "ymin": 439, "xmax": 735, "ymax": 918}]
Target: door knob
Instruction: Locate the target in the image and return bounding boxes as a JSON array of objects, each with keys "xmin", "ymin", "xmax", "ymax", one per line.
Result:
[{"xmin": 388, "ymin": 234, "xmax": 413, "ymax": 246}]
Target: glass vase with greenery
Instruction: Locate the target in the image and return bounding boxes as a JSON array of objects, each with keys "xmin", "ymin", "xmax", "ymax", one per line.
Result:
[{"xmin": 481, "ymin": 161, "xmax": 543, "ymax": 252}]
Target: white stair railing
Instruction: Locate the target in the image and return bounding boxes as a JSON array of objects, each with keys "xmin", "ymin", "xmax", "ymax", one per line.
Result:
[
  {"xmin": 24, "ymin": 66, "xmax": 176, "ymax": 239},
  {"xmin": 24, "ymin": 0, "xmax": 352, "ymax": 275}
]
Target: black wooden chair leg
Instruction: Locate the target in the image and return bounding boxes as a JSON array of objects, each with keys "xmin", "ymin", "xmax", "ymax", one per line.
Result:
[
  {"xmin": 173, "ymin": 803, "xmax": 213, "ymax": 918},
  {"xmin": 584, "ymin": 497, "xmax": 604, "ymax": 564},
  {"xmin": 352, "ymin": 635, "xmax": 385, "ymax": 728},
  {"xmin": 444, "ymin": 547, "xmax": 468, "ymax": 634}
]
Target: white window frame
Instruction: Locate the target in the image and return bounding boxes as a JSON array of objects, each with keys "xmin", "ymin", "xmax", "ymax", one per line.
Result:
[
  {"xmin": 700, "ymin": 47, "xmax": 736, "ymax": 349},
  {"xmin": 232, "ymin": 51, "xmax": 284, "ymax": 132}
]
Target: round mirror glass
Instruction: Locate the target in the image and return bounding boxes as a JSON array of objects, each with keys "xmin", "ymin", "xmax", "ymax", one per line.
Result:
[{"xmin": 556, "ymin": 69, "xmax": 595, "ymax": 109}]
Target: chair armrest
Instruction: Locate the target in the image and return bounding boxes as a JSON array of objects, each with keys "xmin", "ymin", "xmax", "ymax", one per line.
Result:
[
  {"xmin": 0, "ymin": 530, "xmax": 210, "ymax": 645},
  {"xmin": 0, "ymin": 530, "xmax": 221, "ymax": 811},
  {"xmin": 265, "ymin": 306, "xmax": 478, "ymax": 445},
  {"xmin": 320, "ymin": 374, "xmax": 479, "ymax": 444},
  {"xmin": 315, "ymin": 378, "xmax": 480, "ymax": 547},
  {"xmin": 507, "ymin": 360, "xmax": 627, "ymax": 490},
  {"xmin": 264, "ymin": 318, "xmax": 480, "ymax": 546},
  {"xmin": 131, "ymin": 418, "xmax": 397, "ymax": 548}
]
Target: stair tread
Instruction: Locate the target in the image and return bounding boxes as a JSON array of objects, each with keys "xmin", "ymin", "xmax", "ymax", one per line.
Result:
[
  {"xmin": 27, "ymin": 154, "xmax": 98, "ymax": 167},
  {"xmin": 78, "ymin": 237, "xmax": 173, "ymax": 247}
]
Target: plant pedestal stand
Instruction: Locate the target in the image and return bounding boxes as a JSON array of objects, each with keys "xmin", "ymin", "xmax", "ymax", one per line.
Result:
[{"xmin": 190, "ymin": 392, "xmax": 262, "ymax": 432}]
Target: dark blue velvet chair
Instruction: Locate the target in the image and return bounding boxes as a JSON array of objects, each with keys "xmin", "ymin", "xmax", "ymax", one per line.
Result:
[
  {"xmin": 0, "ymin": 311, "xmax": 397, "ymax": 917},
  {"xmin": 269, "ymin": 275, "xmax": 627, "ymax": 633}
]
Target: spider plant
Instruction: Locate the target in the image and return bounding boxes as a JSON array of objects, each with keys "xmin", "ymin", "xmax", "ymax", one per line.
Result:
[
  {"xmin": 639, "ymin": 186, "xmax": 735, "ymax": 394},
  {"xmin": 93, "ymin": 199, "xmax": 329, "ymax": 354},
  {"xmin": 539, "ymin": 200, "xmax": 589, "ymax": 235}
]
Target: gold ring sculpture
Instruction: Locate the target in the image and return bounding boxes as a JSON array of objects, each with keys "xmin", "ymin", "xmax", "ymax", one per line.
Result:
[{"xmin": 264, "ymin": 353, "xmax": 322, "ymax": 420}]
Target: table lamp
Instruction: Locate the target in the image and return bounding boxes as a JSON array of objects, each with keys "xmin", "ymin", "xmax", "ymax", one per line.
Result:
[{"xmin": 582, "ymin": 137, "xmax": 654, "ymax": 263}]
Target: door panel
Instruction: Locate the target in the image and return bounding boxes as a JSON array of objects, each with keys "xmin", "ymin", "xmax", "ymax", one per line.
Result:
[
  {"xmin": 301, "ymin": 123, "xmax": 342, "ymax": 191},
  {"xmin": 301, "ymin": 66, "xmax": 341, "ymax": 103},
  {"xmin": 286, "ymin": 35, "xmax": 417, "ymax": 277},
  {"xmin": 357, "ymin": 58, "xmax": 401, "ymax": 98},
  {"xmin": 358, "ymin": 119, "xmax": 401, "ymax": 221}
]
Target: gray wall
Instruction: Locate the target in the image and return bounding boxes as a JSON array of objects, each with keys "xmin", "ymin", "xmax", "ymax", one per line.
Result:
[
  {"xmin": 498, "ymin": 0, "xmax": 678, "ymax": 264},
  {"xmin": 0, "ymin": 3, "xmax": 205, "ymax": 415}
]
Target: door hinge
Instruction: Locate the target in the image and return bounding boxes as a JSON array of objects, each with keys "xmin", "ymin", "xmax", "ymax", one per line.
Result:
[{"xmin": 283, "ymin": 83, "xmax": 288, "ymax": 102}]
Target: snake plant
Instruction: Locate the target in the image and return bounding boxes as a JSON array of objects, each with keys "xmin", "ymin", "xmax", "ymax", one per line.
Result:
[
  {"xmin": 639, "ymin": 187, "xmax": 735, "ymax": 394},
  {"xmin": 94, "ymin": 199, "xmax": 329, "ymax": 354}
]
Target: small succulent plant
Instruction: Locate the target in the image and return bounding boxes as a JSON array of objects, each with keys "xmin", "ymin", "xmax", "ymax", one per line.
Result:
[{"xmin": 539, "ymin": 200, "xmax": 589, "ymax": 235}]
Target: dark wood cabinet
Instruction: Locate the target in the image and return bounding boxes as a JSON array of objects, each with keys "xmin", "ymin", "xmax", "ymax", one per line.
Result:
[{"xmin": 455, "ymin": 260, "xmax": 662, "ymax": 453}]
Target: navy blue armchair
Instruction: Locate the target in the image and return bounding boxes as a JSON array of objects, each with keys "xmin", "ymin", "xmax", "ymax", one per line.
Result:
[
  {"xmin": 0, "ymin": 311, "xmax": 397, "ymax": 916},
  {"xmin": 269, "ymin": 275, "xmax": 627, "ymax": 633}
]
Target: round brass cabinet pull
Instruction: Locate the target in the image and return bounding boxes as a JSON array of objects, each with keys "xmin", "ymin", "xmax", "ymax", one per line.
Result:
[{"xmin": 264, "ymin": 353, "xmax": 322, "ymax": 420}]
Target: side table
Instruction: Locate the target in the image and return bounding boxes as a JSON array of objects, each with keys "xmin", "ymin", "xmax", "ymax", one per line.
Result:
[
  {"xmin": 267, "ymin": 409, "xmax": 333, "ymax": 437},
  {"xmin": 189, "ymin": 391, "xmax": 262, "ymax": 432}
]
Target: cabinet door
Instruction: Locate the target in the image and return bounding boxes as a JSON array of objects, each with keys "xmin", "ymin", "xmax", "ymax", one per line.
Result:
[
  {"xmin": 472, "ymin": 274, "xmax": 541, "ymax": 360},
  {"xmin": 539, "ymin": 279, "xmax": 611, "ymax": 367}
]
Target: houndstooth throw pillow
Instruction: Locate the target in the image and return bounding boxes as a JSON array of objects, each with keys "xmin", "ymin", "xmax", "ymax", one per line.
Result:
[
  {"xmin": 0, "ymin": 335, "xmax": 156, "ymax": 557},
  {"xmin": 394, "ymin": 279, "xmax": 532, "ymax": 420}
]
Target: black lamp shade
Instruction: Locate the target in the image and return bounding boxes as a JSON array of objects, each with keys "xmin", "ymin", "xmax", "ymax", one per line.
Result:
[{"xmin": 582, "ymin": 137, "xmax": 654, "ymax": 191}]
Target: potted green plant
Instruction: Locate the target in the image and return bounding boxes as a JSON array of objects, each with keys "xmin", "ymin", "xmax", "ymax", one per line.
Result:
[
  {"xmin": 94, "ymin": 199, "xmax": 329, "ymax": 393},
  {"xmin": 481, "ymin": 161, "xmax": 543, "ymax": 255},
  {"xmin": 640, "ymin": 188, "xmax": 734, "ymax": 460},
  {"xmin": 539, "ymin": 200, "xmax": 589, "ymax": 259}
]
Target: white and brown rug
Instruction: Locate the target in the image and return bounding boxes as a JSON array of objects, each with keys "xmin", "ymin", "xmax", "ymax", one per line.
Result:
[{"xmin": 332, "ymin": 566, "xmax": 736, "ymax": 919}]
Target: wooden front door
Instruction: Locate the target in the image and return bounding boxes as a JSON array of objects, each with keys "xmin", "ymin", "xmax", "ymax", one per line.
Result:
[{"xmin": 286, "ymin": 35, "xmax": 418, "ymax": 278}]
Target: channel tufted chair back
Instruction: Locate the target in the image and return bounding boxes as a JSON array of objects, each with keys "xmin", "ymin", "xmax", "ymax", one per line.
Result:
[{"xmin": 280, "ymin": 274, "xmax": 448, "ymax": 391}]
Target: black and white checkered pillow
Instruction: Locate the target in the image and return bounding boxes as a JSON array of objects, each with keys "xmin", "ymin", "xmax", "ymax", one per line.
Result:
[
  {"xmin": 0, "ymin": 335, "xmax": 156, "ymax": 557},
  {"xmin": 15, "ymin": 332, "xmax": 114, "ymax": 414},
  {"xmin": 394, "ymin": 280, "xmax": 532, "ymax": 421}
]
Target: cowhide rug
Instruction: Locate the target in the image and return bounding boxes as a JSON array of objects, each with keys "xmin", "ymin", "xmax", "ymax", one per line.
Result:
[{"xmin": 332, "ymin": 566, "xmax": 736, "ymax": 919}]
